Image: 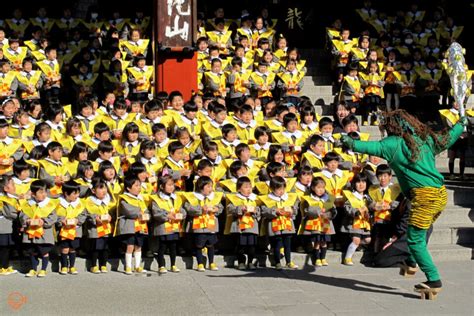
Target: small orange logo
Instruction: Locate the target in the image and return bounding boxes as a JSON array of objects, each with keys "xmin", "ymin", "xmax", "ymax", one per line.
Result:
[{"xmin": 7, "ymin": 292, "xmax": 27, "ymax": 311}]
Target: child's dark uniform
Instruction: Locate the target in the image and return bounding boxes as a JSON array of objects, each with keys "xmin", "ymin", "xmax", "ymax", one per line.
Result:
[
  {"xmin": 341, "ymin": 190, "xmax": 372, "ymax": 237},
  {"xmin": 368, "ymin": 183, "xmax": 402, "ymax": 242},
  {"xmin": 225, "ymin": 193, "xmax": 260, "ymax": 266},
  {"xmin": 115, "ymin": 192, "xmax": 150, "ymax": 247}
]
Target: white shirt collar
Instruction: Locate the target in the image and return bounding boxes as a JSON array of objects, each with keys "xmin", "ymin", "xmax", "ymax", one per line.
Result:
[
  {"xmin": 210, "ymin": 119, "xmax": 227, "ymax": 129},
  {"xmin": 450, "ymin": 108, "xmax": 459, "ymax": 115},
  {"xmin": 237, "ymin": 120, "xmax": 257, "ymax": 129},
  {"xmin": 321, "ymin": 168, "xmax": 343, "ymax": 179},
  {"xmin": 29, "ymin": 197, "xmax": 50, "ymax": 208},
  {"xmin": 166, "ymin": 156, "xmax": 184, "ymax": 168},
  {"xmin": 307, "ymin": 150, "xmax": 322, "ymax": 160},
  {"xmin": 46, "ymin": 120, "xmax": 64, "ymax": 130},
  {"xmin": 282, "ymin": 130, "xmax": 302, "ymax": 139},
  {"xmin": 301, "ymin": 121, "xmax": 318, "ymax": 131},
  {"xmin": 124, "ymin": 192, "xmax": 144, "ymax": 201},
  {"xmin": 157, "ymin": 138, "xmax": 170, "ymax": 148},
  {"xmin": 59, "ymin": 197, "xmax": 80, "ymax": 209},
  {"xmin": 0, "ymin": 136, "xmax": 13, "ymax": 145},
  {"xmin": 236, "ymin": 192, "xmax": 257, "ymax": 201},
  {"xmin": 295, "ymin": 181, "xmax": 308, "ymax": 192},
  {"xmin": 13, "ymin": 177, "xmax": 31, "ymax": 185},
  {"xmin": 272, "ymin": 119, "xmax": 282, "ymax": 127},
  {"xmin": 90, "ymin": 194, "xmax": 111, "ymax": 206},
  {"xmin": 268, "ymin": 192, "xmax": 288, "ymax": 202},
  {"xmin": 193, "ymin": 191, "xmax": 215, "ymax": 201},
  {"xmin": 44, "ymin": 157, "xmax": 63, "ymax": 166},
  {"xmin": 221, "ymin": 138, "xmax": 240, "ymax": 147},
  {"xmin": 180, "ymin": 114, "xmax": 198, "ymax": 126},
  {"xmin": 125, "ymin": 140, "xmax": 139, "ymax": 147},
  {"xmin": 141, "ymin": 156, "xmax": 158, "ymax": 165},
  {"xmin": 353, "ymin": 191, "xmax": 364, "ymax": 200},
  {"xmin": 159, "ymin": 191, "xmax": 177, "ymax": 201}
]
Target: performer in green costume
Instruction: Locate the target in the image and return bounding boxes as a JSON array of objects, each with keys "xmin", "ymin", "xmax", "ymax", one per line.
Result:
[{"xmin": 341, "ymin": 109, "xmax": 468, "ymax": 292}]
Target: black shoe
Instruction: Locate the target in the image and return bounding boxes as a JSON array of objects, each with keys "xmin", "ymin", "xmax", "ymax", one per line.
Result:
[
  {"xmin": 405, "ymin": 260, "xmax": 417, "ymax": 268},
  {"xmin": 414, "ymin": 280, "xmax": 442, "ymax": 290}
]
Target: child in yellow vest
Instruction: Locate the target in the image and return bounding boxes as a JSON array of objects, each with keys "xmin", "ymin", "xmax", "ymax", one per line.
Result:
[
  {"xmin": 299, "ymin": 104, "xmax": 320, "ymax": 137},
  {"xmin": 0, "ymin": 61, "xmax": 18, "ymax": 99},
  {"xmin": 301, "ymin": 134, "xmax": 325, "ymax": 172},
  {"xmin": 250, "ymin": 61, "xmax": 276, "ymax": 105},
  {"xmin": 234, "ymin": 105, "xmax": 258, "ymax": 142},
  {"xmin": 175, "ymin": 127, "xmax": 202, "ymax": 162},
  {"xmin": 251, "ymin": 126, "xmax": 272, "ymax": 161},
  {"xmin": 340, "ymin": 63, "xmax": 364, "ymax": 113},
  {"xmin": 56, "ymin": 180, "xmax": 87, "ymax": 275},
  {"xmin": 360, "ymin": 60, "xmax": 384, "ymax": 125},
  {"xmin": 183, "ymin": 176, "xmax": 224, "ymax": 272},
  {"xmin": 136, "ymin": 99, "xmax": 171, "ymax": 138},
  {"xmin": 116, "ymin": 176, "xmax": 150, "ymax": 275},
  {"xmin": 150, "ymin": 175, "xmax": 186, "ymax": 274},
  {"xmin": 318, "ymin": 117, "xmax": 335, "ymax": 156},
  {"xmin": 113, "ymin": 122, "xmax": 141, "ymax": 169},
  {"xmin": 162, "ymin": 141, "xmax": 192, "ymax": 191},
  {"xmin": 127, "ymin": 162, "xmax": 155, "ymax": 206},
  {"xmin": 260, "ymin": 176, "xmax": 299, "ymax": 270},
  {"xmin": 272, "ymin": 113, "xmax": 305, "ymax": 169},
  {"xmin": 342, "ymin": 173, "xmax": 372, "ymax": 265},
  {"xmin": 217, "ymin": 124, "xmax": 242, "ymax": 159},
  {"xmin": 226, "ymin": 176, "xmax": 260, "ymax": 270},
  {"xmin": 368, "ymin": 164, "xmax": 402, "ymax": 253},
  {"xmin": 20, "ymin": 180, "xmax": 58, "ymax": 277},
  {"xmin": 9, "ymin": 110, "xmax": 35, "ymax": 140},
  {"xmin": 0, "ymin": 176, "xmax": 20, "ymax": 275},
  {"xmin": 204, "ymin": 58, "xmax": 227, "ymax": 97},
  {"xmin": 299, "ymin": 177, "xmax": 336, "ymax": 266},
  {"xmin": 12, "ymin": 159, "xmax": 36, "ymax": 199},
  {"xmin": 201, "ymin": 104, "xmax": 230, "ymax": 140},
  {"xmin": 37, "ymin": 47, "xmax": 61, "ymax": 101},
  {"xmin": 38, "ymin": 142, "xmax": 70, "ymax": 197},
  {"xmin": 173, "ymin": 102, "xmax": 202, "ymax": 140},
  {"xmin": 127, "ymin": 54, "xmax": 153, "ymax": 101},
  {"xmin": 135, "ymin": 140, "xmax": 161, "ymax": 182},
  {"xmin": 97, "ymin": 160, "xmax": 123, "ymax": 203},
  {"xmin": 151, "ymin": 123, "xmax": 172, "ymax": 160},
  {"xmin": 85, "ymin": 179, "xmax": 115, "ymax": 274},
  {"xmin": 17, "ymin": 58, "xmax": 43, "ymax": 101},
  {"xmin": 4, "ymin": 37, "xmax": 27, "ymax": 70},
  {"xmin": 219, "ymin": 160, "xmax": 249, "ymax": 192},
  {"xmin": 0, "ymin": 118, "xmax": 24, "ymax": 176},
  {"xmin": 44, "ymin": 103, "xmax": 66, "ymax": 142},
  {"xmin": 278, "ymin": 59, "xmax": 305, "ymax": 106}
]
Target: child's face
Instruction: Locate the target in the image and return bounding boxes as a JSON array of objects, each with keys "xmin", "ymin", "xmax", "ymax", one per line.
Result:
[
  {"xmin": 299, "ymin": 173, "xmax": 312, "ymax": 186},
  {"xmin": 143, "ymin": 148, "xmax": 155, "ymax": 159},
  {"xmin": 164, "ymin": 179, "xmax": 175, "ymax": 194},
  {"xmin": 85, "ymin": 168, "xmax": 94, "ymax": 179},
  {"xmin": 341, "ymin": 30, "xmax": 350, "ymax": 40},
  {"xmin": 131, "ymin": 102, "xmax": 141, "ymax": 113},
  {"xmin": 286, "ymin": 120, "xmax": 298, "ymax": 133},
  {"xmin": 49, "ymin": 148, "xmax": 63, "ymax": 161},
  {"xmin": 215, "ymin": 111, "xmax": 227, "ymax": 124},
  {"xmin": 104, "ymin": 168, "xmax": 116, "ymax": 180},
  {"xmin": 38, "ymin": 129, "xmax": 51, "ymax": 142},
  {"xmin": 202, "ymin": 183, "xmax": 213, "ymax": 196},
  {"xmin": 126, "ymin": 132, "xmax": 139, "ymax": 142},
  {"xmin": 19, "ymin": 169, "xmax": 30, "ymax": 180},
  {"xmin": 206, "ymin": 149, "xmax": 218, "ymax": 160},
  {"xmin": 147, "ymin": 110, "xmax": 160, "ymax": 120},
  {"xmin": 258, "ymin": 65, "xmax": 267, "ymax": 73},
  {"xmin": 344, "ymin": 122, "xmax": 358, "ymax": 133},
  {"xmin": 232, "ymin": 64, "xmax": 241, "ymax": 72},
  {"xmin": 198, "ymin": 166, "xmax": 213, "ymax": 177},
  {"xmin": 360, "ymin": 38, "xmax": 369, "ymax": 49},
  {"xmin": 224, "ymin": 130, "xmax": 237, "ymax": 142},
  {"xmin": 311, "ymin": 141, "xmax": 325, "ymax": 155},
  {"xmin": 93, "ymin": 186, "xmax": 108, "ymax": 199},
  {"xmin": 211, "ymin": 62, "xmax": 222, "ymax": 73},
  {"xmin": 10, "ymin": 42, "xmax": 19, "ymax": 51},
  {"xmin": 127, "ymin": 180, "xmax": 142, "ymax": 196},
  {"xmin": 368, "ymin": 51, "xmax": 377, "ymax": 61},
  {"xmin": 23, "ymin": 62, "xmax": 33, "ymax": 72},
  {"xmin": 198, "ymin": 41, "xmax": 208, "ymax": 51},
  {"xmin": 138, "ymin": 171, "xmax": 148, "ymax": 182},
  {"xmin": 154, "ymin": 129, "xmax": 167, "ymax": 142},
  {"xmin": 2, "ymin": 102, "xmax": 16, "ymax": 118},
  {"xmin": 326, "ymin": 160, "xmax": 339, "ymax": 172},
  {"xmin": 3, "ymin": 179, "xmax": 15, "ymax": 195},
  {"xmin": 369, "ymin": 64, "xmax": 378, "ymax": 73},
  {"xmin": 273, "ymin": 150, "xmax": 284, "ymax": 163},
  {"xmin": 70, "ymin": 124, "xmax": 81, "ymax": 137},
  {"xmin": 402, "ymin": 62, "xmax": 412, "ymax": 71},
  {"xmin": 236, "ymin": 166, "xmax": 248, "ymax": 178},
  {"xmin": 238, "ymin": 148, "xmax": 251, "ymax": 162},
  {"xmin": 287, "ymin": 62, "xmax": 296, "ymax": 72},
  {"xmin": 99, "ymin": 150, "xmax": 113, "ymax": 161},
  {"xmin": 178, "ymin": 133, "xmax": 191, "ymax": 145},
  {"xmin": 257, "ymin": 133, "xmax": 269, "ymax": 145},
  {"xmin": 194, "ymin": 97, "xmax": 203, "ymax": 109},
  {"xmin": 277, "ymin": 39, "xmax": 287, "ymax": 49},
  {"xmin": 33, "ymin": 189, "xmax": 47, "ymax": 202},
  {"xmin": 303, "ymin": 114, "xmax": 314, "ymax": 124},
  {"xmin": 30, "ymin": 105, "xmax": 42, "ymax": 118},
  {"xmin": 78, "ymin": 151, "xmax": 88, "ymax": 161},
  {"xmin": 0, "ymin": 126, "xmax": 8, "ymax": 139},
  {"xmin": 235, "ymin": 49, "xmax": 244, "ymax": 58},
  {"xmin": 185, "ymin": 110, "xmax": 197, "ymax": 120},
  {"xmin": 81, "ymin": 106, "xmax": 93, "ymax": 117},
  {"xmin": 1, "ymin": 64, "xmax": 10, "ymax": 73},
  {"xmin": 171, "ymin": 148, "xmax": 184, "ymax": 161},
  {"xmin": 171, "ymin": 96, "xmax": 184, "ymax": 111},
  {"xmin": 65, "ymin": 191, "xmax": 79, "ymax": 202},
  {"xmin": 264, "ymin": 102, "xmax": 275, "ymax": 116},
  {"xmin": 131, "ymin": 31, "xmax": 140, "ymax": 42},
  {"xmin": 98, "ymin": 131, "xmax": 111, "ymax": 141},
  {"xmin": 320, "ymin": 125, "xmax": 333, "ymax": 135},
  {"xmin": 53, "ymin": 112, "xmax": 63, "ymax": 124},
  {"xmin": 137, "ymin": 60, "xmax": 146, "ymax": 68},
  {"xmin": 239, "ymin": 182, "xmax": 252, "ymax": 196},
  {"xmin": 369, "ymin": 156, "xmax": 381, "ymax": 164},
  {"xmin": 277, "ymin": 110, "xmax": 289, "ymax": 122},
  {"xmin": 355, "ymin": 181, "xmax": 367, "ymax": 193},
  {"xmin": 273, "ymin": 186, "xmax": 286, "ymax": 197},
  {"xmin": 313, "ymin": 183, "xmax": 326, "ymax": 196},
  {"xmin": 19, "ymin": 114, "xmax": 30, "ymax": 126},
  {"xmin": 378, "ymin": 173, "xmax": 391, "ymax": 187}
]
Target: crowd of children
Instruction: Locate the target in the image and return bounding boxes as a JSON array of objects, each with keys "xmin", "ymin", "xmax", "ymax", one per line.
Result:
[
  {"xmin": 329, "ymin": 1, "xmax": 472, "ymax": 126},
  {"xmin": 0, "ymin": 4, "xmax": 472, "ymax": 279}
]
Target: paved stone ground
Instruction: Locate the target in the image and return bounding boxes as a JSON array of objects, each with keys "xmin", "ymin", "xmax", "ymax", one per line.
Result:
[{"xmin": 1, "ymin": 260, "xmax": 472, "ymax": 315}]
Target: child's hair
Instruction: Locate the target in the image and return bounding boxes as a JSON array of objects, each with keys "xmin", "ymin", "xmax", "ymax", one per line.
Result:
[
  {"xmin": 144, "ymin": 99, "xmax": 164, "ymax": 113},
  {"xmin": 211, "ymin": 104, "xmax": 226, "ymax": 115},
  {"xmin": 298, "ymin": 165, "xmax": 313, "ymax": 177},
  {"xmin": 310, "ymin": 176, "xmax": 326, "ymax": 191},
  {"xmin": 158, "ymin": 175, "xmax": 174, "ymax": 191},
  {"xmin": 283, "ymin": 113, "xmax": 298, "ymax": 128},
  {"xmin": 25, "ymin": 100, "xmax": 42, "ymax": 115},
  {"xmin": 46, "ymin": 141, "xmax": 63, "ymax": 153},
  {"xmin": 183, "ymin": 102, "xmax": 198, "ymax": 113},
  {"xmin": 93, "ymin": 122, "xmax": 110, "ymax": 136},
  {"xmin": 270, "ymin": 176, "xmax": 286, "ymax": 191},
  {"xmin": 98, "ymin": 160, "xmax": 116, "ymax": 179},
  {"xmin": 13, "ymin": 159, "xmax": 31, "ymax": 176},
  {"xmin": 267, "ymin": 144, "xmax": 283, "ymax": 162},
  {"xmin": 254, "ymin": 126, "xmax": 270, "ymax": 140},
  {"xmin": 69, "ymin": 142, "xmax": 88, "ymax": 162},
  {"xmin": 0, "ymin": 118, "xmax": 8, "ymax": 129},
  {"xmin": 175, "ymin": 126, "xmax": 192, "ymax": 140},
  {"xmin": 91, "ymin": 178, "xmax": 108, "ymax": 191},
  {"xmin": 62, "ymin": 180, "xmax": 81, "ymax": 196},
  {"xmin": 62, "ymin": 107, "xmax": 78, "ymax": 125},
  {"xmin": 318, "ymin": 117, "xmax": 333, "ymax": 130},
  {"xmin": 121, "ymin": 122, "xmax": 140, "ymax": 142},
  {"xmin": 238, "ymin": 104, "xmax": 253, "ymax": 115},
  {"xmin": 98, "ymin": 140, "xmax": 114, "ymax": 154},
  {"xmin": 0, "ymin": 176, "xmax": 11, "ymax": 193},
  {"xmin": 76, "ymin": 160, "xmax": 94, "ymax": 179},
  {"xmin": 113, "ymin": 98, "xmax": 128, "ymax": 110},
  {"xmin": 300, "ymin": 105, "xmax": 316, "ymax": 120},
  {"xmin": 195, "ymin": 175, "xmax": 213, "ymax": 192},
  {"xmin": 307, "ymin": 134, "xmax": 324, "ymax": 148},
  {"xmin": 229, "ymin": 160, "xmax": 246, "ymax": 178},
  {"xmin": 30, "ymin": 146, "xmax": 47, "ymax": 160},
  {"xmin": 126, "ymin": 161, "xmax": 147, "ymax": 178},
  {"xmin": 231, "ymin": 56, "xmax": 243, "ymax": 68},
  {"xmin": 77, "ymin": 97, "xmax": 94, "ymax": 113},
  {"xmin": 266, "ymin": 161, "xmax": 284, "ymax": 177},
  {"xmin": 168, "ymin": 141, "xmax": 184, "ymax": 155},
  {"xmin": 31, "ymin": 179, "xmax": 48, "ymax": 194},
  {"xmin": 196, "ymin": 159, "xmax": 213, "ymax": 172},
  {"xmin": 152, "ymin": 123, "xmax": 166, "ymax": 135},
  {"xmin": 351, "ymin": 173, "xmax": 368, "ymax": 191},
  {"xmin": 33, "ymin": 122, "xmax": 52, "ymax": 140},
  {"xmin": 44, "ymin": 103, "xmax": 63, "ymax": 122},
  {"xmin": 342, "ymin": 114, "xmax": 358, "ymax": 127},
  {"xmin": 222, "ymin": 124, "xmax": 236, "ymax": 138},
  {"xmin": 140, "ymin": 139, "xmax": 156, "ymax": 153},
  {"xmin": 323, "ymin": 151, "xmax": 340, "ymax": 164},
  {"xmin": 169, "ymin": 90, "xmax": 183, "ymax": 103},
  {"xmin": 235, "ymin": 143, "xmax": 250, "ymax": 158},
  {"xmin": 274, "ymin": 105, "xmax": 289, "ymax": 118},
  {"xmin": 236, "ymin": 176, "xmax": 251, "ymax": 190},
  {"xmin": 123, "ymin": 175, "xmax": 140, "ymax": 191},
  {"xmin": 376, "ymin": 164, "xmax": 392, "ymax": 177},
  {"xmin": 203, "ymin": 141, "xmax": 218, "ymax": 153}
]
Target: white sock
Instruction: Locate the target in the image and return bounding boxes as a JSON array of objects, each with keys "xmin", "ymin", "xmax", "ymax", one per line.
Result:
[
  {"xmin": 134, "ymin": 251, "xmax": 142, "ymax": 269},
  {"xmin": 345, "ymin": 242, "xmax": 358, "ymax": 260},
  {"xmin": 125, "ymin": 253, "xmax": 133, "ymax": 269}
]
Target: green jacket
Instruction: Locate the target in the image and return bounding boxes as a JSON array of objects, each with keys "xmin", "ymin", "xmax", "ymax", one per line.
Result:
[{"xmin": 353, "ymin": 123, "xmax": 464, "ymax": 194}]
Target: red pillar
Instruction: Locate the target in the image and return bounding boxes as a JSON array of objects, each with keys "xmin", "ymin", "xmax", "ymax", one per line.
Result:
[{"xmin": 154, "ymin": 0, "xmax": 197, "ymax": 101}]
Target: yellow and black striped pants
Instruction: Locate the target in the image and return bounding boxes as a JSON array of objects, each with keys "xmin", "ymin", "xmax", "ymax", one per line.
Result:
[{"xmin": 409, "ymin": 186, "xmax": 447, "ymax": 229}]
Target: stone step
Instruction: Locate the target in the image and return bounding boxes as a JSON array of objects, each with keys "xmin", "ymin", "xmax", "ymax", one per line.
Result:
[
  {"xmin": 429, "ymin": 223, "xmax": 474, "ymax": 245},
  {"xmin": 446, "ymin": 186, "xmax": 474, "ymax": 206},
  {"xmin": 8, "ymin": 243, "xmax": 473, "ymax": 274},
  {"xmin": 434, "ymin": 206, "xmax": 474, "ymax": 225}
]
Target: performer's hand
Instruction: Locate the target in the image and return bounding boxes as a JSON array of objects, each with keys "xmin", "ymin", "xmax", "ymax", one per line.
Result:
[
  {"xmin": 459, "ymin": 116, "xmax": 469, "ymax": 127},
  {"xmin": 340, "ymin": 135, "xmax": 355, "ymax": 149}
]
